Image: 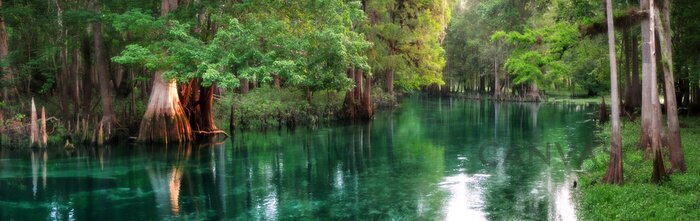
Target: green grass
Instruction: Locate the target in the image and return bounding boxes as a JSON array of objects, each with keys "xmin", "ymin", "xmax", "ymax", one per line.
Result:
[
  {"xmin": 546, "ymin": 90, "xmax": 610, "ymax": 105},
  {"xmin": 576, "ymin": 118, "xmax": 700, "ymax": 220}
]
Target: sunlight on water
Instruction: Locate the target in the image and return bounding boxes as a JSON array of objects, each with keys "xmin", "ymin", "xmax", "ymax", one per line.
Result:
[
  {"xmin": 0, "ymin": 97, "xmax": 597, "ymax": 220},
  {"xmin": 441, "ymin": 173, "xmax": 489, "ymax": 221}
]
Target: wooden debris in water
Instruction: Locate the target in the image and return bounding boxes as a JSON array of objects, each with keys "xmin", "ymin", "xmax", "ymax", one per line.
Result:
[
  {"xmin": 40, "ymin": 107, "xmax": 47, "ymax": 148},
  {"xmin": 30, "ymin": 98, "xmax": 38, "ymax": 147}
]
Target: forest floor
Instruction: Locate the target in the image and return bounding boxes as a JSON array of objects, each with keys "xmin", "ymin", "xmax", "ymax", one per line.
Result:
[{"xmin": 576, "ymin": 118, "xmax": 700, "ymax": 220}]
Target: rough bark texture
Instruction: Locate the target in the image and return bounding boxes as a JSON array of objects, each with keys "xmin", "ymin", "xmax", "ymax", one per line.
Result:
[
  {"xmin": 138, "ymin": 0, "xmax": 191, "ymax": 143},
  {"xmin": 92, "ymin": 0, "xmax": 118, "ymax": 129},
  {"xmin": 647, "ymin": 0, "xmax": 667, "ymax": 183},
  {"xmin": 655, "ymin": 1, "xmax": 686, "ymax": 173},
  {"xmin": 603, "ymin": 0, "xmax": 623, "ymax": 184},
  {"xmin": 138, "ymin": 70, "xmax": 192, "ymax": 143},
  {"xmin": 639, "ymin": 0, "xmax": 652, "ymax": 151},
  {"xmin": 0, "ymin": 0, "xmax": 17, "ymax": 101}
]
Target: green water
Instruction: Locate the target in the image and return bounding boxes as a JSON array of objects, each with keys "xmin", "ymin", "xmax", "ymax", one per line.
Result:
[{"xmin": 0, "ymin": 97, "xmax": 598, "ymax": 220}]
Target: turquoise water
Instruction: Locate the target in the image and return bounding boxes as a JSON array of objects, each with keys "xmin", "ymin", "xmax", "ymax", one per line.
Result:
[{"xmin": 0, "ymin": 97, "xmax": 598, "ymax": 220}]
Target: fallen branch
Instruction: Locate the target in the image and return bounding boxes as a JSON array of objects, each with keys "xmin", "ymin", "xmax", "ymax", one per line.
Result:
[{"xmin": 192, "ymin": 130, "xmax": 230, "ymax": 138}]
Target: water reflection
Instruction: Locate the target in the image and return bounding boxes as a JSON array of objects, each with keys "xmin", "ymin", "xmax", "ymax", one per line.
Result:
[{"xmin": 0, "ymin": 97, "xmax": 597, "ymax": 220}]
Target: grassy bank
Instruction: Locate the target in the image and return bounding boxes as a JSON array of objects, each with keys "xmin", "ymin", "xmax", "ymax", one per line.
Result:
[{"xmin": 576, "ymin": 118, "xmax": 700, "ymax": 220}]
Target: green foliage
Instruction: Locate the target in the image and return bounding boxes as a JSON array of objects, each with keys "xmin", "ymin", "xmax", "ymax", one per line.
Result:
[
  {"xmin": 110, "ymin": 0, "xmax": 372, "ymax": 92},
  {"xmin": 361, "ymin": 0, "xmax": 453, "ymax": 90},
  {"xmin": 492, "ymin": 22, "xmax": 579, "ymax": 89}
]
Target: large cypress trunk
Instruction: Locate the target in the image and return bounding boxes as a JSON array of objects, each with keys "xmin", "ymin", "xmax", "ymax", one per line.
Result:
[
  {"xmin": 656, "ymin": 0, "xmax": 686, "ymax": 173},
  {"xmin": 603, "ymin": 0, "xmax": 623, "ymax": 184},
  {"xmin": 92, "ymin": 0, "xmax": 118, "ymax": 129},
  {"xmin": 138, "ymin": 0, "xmax": 191, "ymax": 143},
  {"xmin": 186, "ymin": 83, "xmax": 219, "ymax": 140},
  {"xmin": 527, "ymin": 82, "xmax": 541, "ymax": 102},
  {"xmin": 138, "ymin": 70, "xmax": 192, "ymax": 143}
]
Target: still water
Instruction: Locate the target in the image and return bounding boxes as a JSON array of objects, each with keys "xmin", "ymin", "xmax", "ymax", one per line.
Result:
[{"xmin": 0, "ymin": 97, "xmax": 598, "ymax": 220}]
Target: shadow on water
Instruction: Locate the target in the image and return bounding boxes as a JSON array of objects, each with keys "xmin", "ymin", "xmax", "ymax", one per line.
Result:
[{"xmin": 0, "ymin": 96, "xmax": 598, "ymax": 220}]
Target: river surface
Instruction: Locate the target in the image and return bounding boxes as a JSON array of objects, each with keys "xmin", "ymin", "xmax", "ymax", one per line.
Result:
[{"xmin": 0, "ymin": 97, "xmax": 598, "ymax": 220}]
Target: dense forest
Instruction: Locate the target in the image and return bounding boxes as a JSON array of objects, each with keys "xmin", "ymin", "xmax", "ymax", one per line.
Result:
[
  {"xmin": 0, "ymin": 0, "xmax": 454, "ymax": 144},
  {"xmin": 2, "ymin": 0, "xmax": 700, "ymax": 220},
  {"xmin": 443, "ymin": 0, "xmax": 700, "ymax": 184}
]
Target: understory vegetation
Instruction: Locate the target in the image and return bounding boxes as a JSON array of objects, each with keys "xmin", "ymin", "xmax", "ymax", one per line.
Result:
[{"xmin": 577, "ymin": 118, "xmax": 700, "ymax": 220}]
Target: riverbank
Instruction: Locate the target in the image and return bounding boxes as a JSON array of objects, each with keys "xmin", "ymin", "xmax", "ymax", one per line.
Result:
[
  {"xmin": 576, "ymin": 118, "xmax": 700, "ymax": 220},
  {"xmin": 214, "ymin": 86, "xmax": 398, "ymax": 132}
]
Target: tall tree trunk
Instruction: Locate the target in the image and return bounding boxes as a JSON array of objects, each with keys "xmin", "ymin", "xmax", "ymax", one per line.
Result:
[
  {"xmin": 138, "ymin": 0, "xmax": 191, "ymax": 143},
  {"xmin": 630, "ymin": 32, "xmax": 642, "ymax": 111},
  {"xmin": 91, "ymin": 0, "xmax": 118, "ymax": 129},
  {"xmin": 356, "ymin": 68, "xmax": 364, "ymax": 102},
  {"xmin": 343, "ymin": 68, "xmax": 358, "ymax": 119},
  {"xmin": 655, "ymin": 1, "xmax": 686, "ymax": 173},
  {"xmin": 623, "ymin": 28, "xmax": 633, "ymax": 112},
  {"xmin": 639, "ymin": 0, "xmax": 653, "ymax": 150},
  {"xmin": 386, "ymin": 69, "xmax": 394, "ymax": 95},
  {"xmin": 647, "ymin": 0, "xmax": 667, "ymax": 183},
  {"xmin": 494, "ymin": 55, "xmax": 500, "ymax": 99},
  {"xmin": 603, "ymin": 0, "xmax": 623, "ymax": 184},
  {"xmin": 362, "ymin": 74, "xmax": 373, "ymax": 119},
  {"xmin": 0, "ymin": 0, "xmax": 17, "ymax": 101},
  {"xmin": 189, "ymin": 84, "xmax": 219, "ymax": 138}
]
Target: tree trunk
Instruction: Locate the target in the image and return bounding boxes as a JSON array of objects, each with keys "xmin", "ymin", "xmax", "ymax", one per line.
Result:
[
  {"xmin": 647, "ymin": 0, "xmax": 667, "ymax": 183},
  {"xmin": 494, "ymin": 56, "xmax": 500, "ymax": 99},
  {"xmin": 192, "ymin": 85, "xmax": 219, "ymax": 137},
  {"xmin": 0, "ymin": 0, "xmax": 17, "ymax": 101},
  {"xmin": 239, "ymin": 78, "xmax": 249, "ymax": 94},
  {"xmin": 386, "ymin": 69, "xmax": 394, "ymax": 95},
  {"xmin": 528, "ymin": 82, "xmax": 540, "ymax": 102},
  {"xmin": 92, "ymin": 0, "xmax": 118, "ymax": 129},
  {"xmin": 655, "ymin": 1, "xmax": 686, "ymax": 173},
  {"xmin": 356, "ymin": 69, "xmax": 364, "ymax": 102},
  {"xmin": 138, "ymin": 0, "xmax": 191, "ymax": 143},
  {"xmin": 343, "ymin": 68, "xmax": 358, "ymax": 119},
  {"xmin": 603, "ymin": 0, "xmax": 623, "ymax": 184},
  {"xmin": 362, "ymin": 74, "xmax": 373, "ymax": 119},
  {"xmin": 639, "ymin": 0, "xmax": 653, "ymax": 150},
  {"xmin": 622, "ymin": 28, "xmax": 633, "ymax": 112},
  {"xmin": 273, "ymin": 74, "xmax": 281, "ymax": 89},
  {"xmin": 630, "ymin": 31, "xmax": 642, "ymax": 111}
]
